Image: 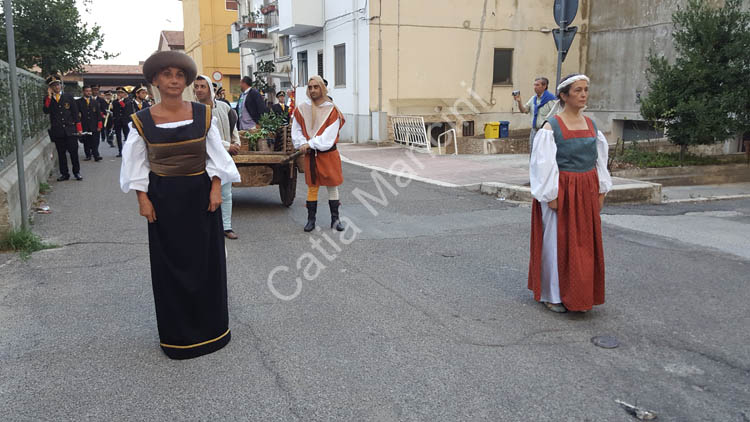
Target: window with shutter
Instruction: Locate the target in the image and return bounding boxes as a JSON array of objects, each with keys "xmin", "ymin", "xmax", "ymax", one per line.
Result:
[
  {"xmin": 334, "ymin": 44, "xmax": 346, "ymax": 87},
  {"xmin": 297, "ymin": 51, "xmax": 308, "ymax": 85}
]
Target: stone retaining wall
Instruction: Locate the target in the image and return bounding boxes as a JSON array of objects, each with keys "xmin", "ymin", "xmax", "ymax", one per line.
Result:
[{"xmin": 0, "ymin": 133, "xmax": 56, "ymax": 235}]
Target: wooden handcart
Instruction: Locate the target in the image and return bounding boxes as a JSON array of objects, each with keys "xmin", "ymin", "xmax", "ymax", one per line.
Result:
[{"xmin": 232, "ymin": 125, "xmax": 302, "ymax": 207}]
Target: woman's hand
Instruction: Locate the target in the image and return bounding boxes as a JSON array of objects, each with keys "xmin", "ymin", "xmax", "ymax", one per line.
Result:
[
  {"xmin": 208, "ymin": 177, "xmax": 222, "ymax": 212},
  {"xmin": 599, "ymin": 194, "xmax": 606, "ymax": 210},
  {"xmin": 299, "ymin": 143, "xmax": 310, "ymax": 153},
  {"xmin": 137, "ymin": 191, "xmax": 156, "ymax": 223},
  {"xmin": 548, "ymin": 199, "xmax": 558, "ymax": 210}
]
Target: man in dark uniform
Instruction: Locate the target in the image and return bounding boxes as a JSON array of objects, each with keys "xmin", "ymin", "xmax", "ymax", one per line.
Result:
[
  {"xmin": 271, "ymin": 90, "xmax": 290, "ymax": 151},
  {"xmin": 112, "ymin": 86, "xmax": 131, "ymax": 157},
  {"xmin": 76, "ymin": 85, "xmax": 103, "ymax": 162},
  {"xmin": 271, "ymin": 90, "xmax": 290, "ymax": 124},
  {"xmin": 128, "ymin": 84, "xmax": 151, "ymax": 119},
  {"xmin": 42, "ymin": 74, "xmax": 83, "ymax": 181},
  {"xmin": 94, "ymin": 86, "xmax": 113, "ymax": 146}
]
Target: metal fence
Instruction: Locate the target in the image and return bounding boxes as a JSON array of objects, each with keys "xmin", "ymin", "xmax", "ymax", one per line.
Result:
[
  {"xmin": 391, "ymin": 115, "xmax": 431, "ymax": 151},
  {"xmin": 0, "ymin": 60, "xmax": 48, "ymax": 172}
]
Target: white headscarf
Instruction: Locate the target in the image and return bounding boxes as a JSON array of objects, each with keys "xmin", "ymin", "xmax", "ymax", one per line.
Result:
[
  {"xmin": 556, "ymin": 74, "xmax": 590, "ymax": 94},
  {"xmin": 196, "ymin": 74, "xmax": 215, "ymax": 105}
]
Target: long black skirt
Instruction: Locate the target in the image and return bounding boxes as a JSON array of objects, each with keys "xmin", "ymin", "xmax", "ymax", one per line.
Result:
[{"xmin": 146, "ymin": 171, "xmax": 230, "ymax": 359}]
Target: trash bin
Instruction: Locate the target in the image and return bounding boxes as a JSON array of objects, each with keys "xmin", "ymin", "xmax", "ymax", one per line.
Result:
[
  {"xmin": 499, "ymin": 121, "xmax": 510, "ymax": 138},
  {"xmin": 484, "ymin": 122, "xmax": 500, "ymax": 139}
]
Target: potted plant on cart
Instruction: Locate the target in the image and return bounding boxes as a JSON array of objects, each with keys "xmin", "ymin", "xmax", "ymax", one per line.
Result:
[{"xmin": 258, "ymin": 111, "xmax": 286, "ymax": 151}]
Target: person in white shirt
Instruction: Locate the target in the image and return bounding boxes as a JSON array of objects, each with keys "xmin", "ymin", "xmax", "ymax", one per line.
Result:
[
  {"xmin": 119, "ymin": 51, "xmax": 240, "ymax": 359},
  {"xmin": 195, "ymin": 75, "xmax": 242, "ymax": 239},
  {"xmin": 527, "ymin": 74, "xmax": 612, "ymax": 314}
]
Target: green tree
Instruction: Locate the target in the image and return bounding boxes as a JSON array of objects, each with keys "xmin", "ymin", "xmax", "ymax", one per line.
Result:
[
  {"xmin": 252, "ymin": 59, "xmax": 276, "ymax": 97},
  {"xmin": 0, "ymin": 0, "xmax": 116, "ymax": 75},
  {"xmin": 640, "ymin": 0, "xmax": 750, "ymax": 164}
]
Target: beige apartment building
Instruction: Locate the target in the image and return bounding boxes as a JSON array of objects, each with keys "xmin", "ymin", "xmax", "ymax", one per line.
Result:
[
  {"xmin": 182, "ymin": 0, "xmax": 243, "ymax": 100},
  {"xmin": 371, "ymin": 0, "xmax": 589, "ymax": 143}
]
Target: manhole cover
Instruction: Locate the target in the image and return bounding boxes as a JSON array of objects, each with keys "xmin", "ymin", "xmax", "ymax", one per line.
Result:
[{"xmin": 591, "ymin": 335, "xmax": 619, "ymax": 349}]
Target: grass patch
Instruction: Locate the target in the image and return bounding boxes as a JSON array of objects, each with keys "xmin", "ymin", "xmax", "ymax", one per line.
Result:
[
  {"xmin": 0, "ymin": 228, "xmax": 58, "ymax": 260},
  {"xmin": 39, "ymin": 182, "xmax": 51, "ymax": 194}
]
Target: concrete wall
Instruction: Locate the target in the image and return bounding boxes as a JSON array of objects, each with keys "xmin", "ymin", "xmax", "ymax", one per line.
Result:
[
  {"xmin": 0, "ymin": 133, "xmax": 56, "ymax": 236},
  {"xmin": 584, "ymin": 0, "xmax": 683, "ymax": 135},
  {"xmin": 585, "ymin": 0, "xmax": 750, "ymax": 137}
]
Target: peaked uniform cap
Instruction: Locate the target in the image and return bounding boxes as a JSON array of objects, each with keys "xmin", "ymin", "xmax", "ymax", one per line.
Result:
[{"xmin": 45, "ymin": 74, "xmax": 62, "ymax": 86}]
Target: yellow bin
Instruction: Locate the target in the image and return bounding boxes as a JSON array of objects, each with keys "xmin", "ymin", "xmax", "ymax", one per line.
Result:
[{"xmin": 484, "ymin": 122, "xmax": 500, "ymax": 139}]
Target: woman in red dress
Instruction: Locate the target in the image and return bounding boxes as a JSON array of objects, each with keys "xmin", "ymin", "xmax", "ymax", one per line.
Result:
[{"xmin": 527, "ymin": 74, "xmax": 613, "ymax": 313}]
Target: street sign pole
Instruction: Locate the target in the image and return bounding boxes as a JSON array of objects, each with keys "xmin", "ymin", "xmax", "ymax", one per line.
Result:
[
  {"xmin": 3, "ymin": 0, "xmax": 29, "ymax": 230},
  {"xmin": 555, "ymin": 0, "xmax": 566, "ymax": 91}
]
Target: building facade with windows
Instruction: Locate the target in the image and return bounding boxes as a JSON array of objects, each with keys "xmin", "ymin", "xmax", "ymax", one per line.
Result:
[
  {"xmin": 232, "ymin": 0, "xmax": 294, "ymax": 106},
  {"xmin": 233, "ymin": 0, "xmax": 369, "ymax": 142},
  {"xmin": 234, "ymin": 0, "xmax": 581, "ymax": 143},
  {"xmin": 182, "ymin": 0, "xmax": 242, "ymax": 100},
  {"xmin": 232, "ymin": 0, "xmax": 744, "ymax": 148}
]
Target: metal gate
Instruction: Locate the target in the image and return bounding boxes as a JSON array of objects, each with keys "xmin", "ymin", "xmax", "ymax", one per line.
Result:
[{"xmin": 391, "ymin": 116, "xmax": 431, "ymax": 151}]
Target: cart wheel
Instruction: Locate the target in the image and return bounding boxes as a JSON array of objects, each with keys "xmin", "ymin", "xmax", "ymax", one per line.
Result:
[{"xmin": 279, "ymin": 164, "xmax": 297, "ymax": 207}]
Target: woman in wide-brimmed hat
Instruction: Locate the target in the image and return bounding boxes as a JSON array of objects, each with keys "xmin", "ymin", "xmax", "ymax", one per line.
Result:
[{"xmin": 119, "ymin": 51, "xmax": 240, "ymax": 359}]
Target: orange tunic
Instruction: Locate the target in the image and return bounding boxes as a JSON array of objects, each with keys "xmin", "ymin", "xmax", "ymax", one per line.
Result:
[{"xmin": 294, "ymin": 106, "xmax": 345, "ymax": 187}]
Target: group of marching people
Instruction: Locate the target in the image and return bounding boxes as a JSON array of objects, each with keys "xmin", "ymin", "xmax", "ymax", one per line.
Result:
[{"xmin": 42, "ymin": 76, "xmax": 154, "ymax": 180}]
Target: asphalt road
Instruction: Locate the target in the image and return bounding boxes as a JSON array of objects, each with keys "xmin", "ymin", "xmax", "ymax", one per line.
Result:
[{"xmin": 1, "ymin": 145, "xmax": 748, "ymax": 421}]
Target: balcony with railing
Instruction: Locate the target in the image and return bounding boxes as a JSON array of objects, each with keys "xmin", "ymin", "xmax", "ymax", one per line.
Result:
[
  {"xmin": 261, "ymin": 2, "xmax": 280, "ymax": 32},
  {"xmin": 232, "ymin": 11, "xmax": 275, "ymax": 50}
]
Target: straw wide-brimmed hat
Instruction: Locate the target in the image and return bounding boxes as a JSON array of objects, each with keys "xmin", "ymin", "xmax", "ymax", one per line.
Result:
[{"xmin": 143, "ymin": 51, "xmax": 198, "ymax": 86}]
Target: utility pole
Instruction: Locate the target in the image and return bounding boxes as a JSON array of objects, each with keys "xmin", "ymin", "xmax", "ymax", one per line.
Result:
[
  {"xmin": 3, "ymin": 0, "xmax": 29, "ymax": 230},
  {"xmin": 553, "ymin": 0, "xmax": 579, "ymax": 90},
  {"xmin": 555, "ymin": 0, "xmax": 566, "ymax": 89}
]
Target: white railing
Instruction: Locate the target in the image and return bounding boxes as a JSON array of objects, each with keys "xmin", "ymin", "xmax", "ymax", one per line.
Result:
[
  {"xmin": 437, "ymin": 129, "xmax": 457, "ymax": 155},
  {"xmin": 391, "ymin": 116, "xmax": 430, "ymax": 151}
]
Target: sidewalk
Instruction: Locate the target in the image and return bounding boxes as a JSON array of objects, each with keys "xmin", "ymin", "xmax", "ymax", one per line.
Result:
[
  {"xmin": 662, "ymin": 182, "xmax": 750, "ymax": 203},
  {"xmin": 338, "ymin": 143, "xmax": 662, "ymax": 204}
]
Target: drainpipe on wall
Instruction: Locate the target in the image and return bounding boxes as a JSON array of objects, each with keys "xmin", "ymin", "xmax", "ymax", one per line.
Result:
[{"xmin": 352, "ymin": 0, "xmax": 359, "ymax": 143}]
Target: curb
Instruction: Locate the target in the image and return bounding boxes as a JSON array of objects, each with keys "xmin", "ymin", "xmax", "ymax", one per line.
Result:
[
  {"xmin": 341, "ymin": 153, "xmax": 664, "ymax": 205},
  {"xmin": 473, "ymin": 180, "xmax": 662, "ymax": 205},
  {"xmin": 663, "ymin": 193, "xmax": 750, "ymax": 204}
]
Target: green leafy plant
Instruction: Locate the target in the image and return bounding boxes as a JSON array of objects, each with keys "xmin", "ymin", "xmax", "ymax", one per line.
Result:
[
  {"xmin": 639, "ymin": 0, "xmax": 750, "ymax": 165},
  {"xmin": 258, "ymin": 111, "xmax": 285, "ymax": 133},
  {"xmin": 252, "ymin": 60, "xmax": 276, "ymax": 96},
  {"xmin": 247, "ymin": 129, "xmax": 270, "ymax": 149},
  {"xmin": 0, "ymin": 227, "xmax": 57, "ymax": 260},
  {"xmin": 0, "ymin": 62, "xmax": 48, "ymax": 171},
  {"xmin": 613, "ymin": 143, "xmax": 745, "ymax": 168},
  {"xmin": 39, "ymin": 182, "xmax": 51, "ymax": 194},
  {"xmin": 0, "ymin": 0, "xmax": 117, "ymax": 75}
]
